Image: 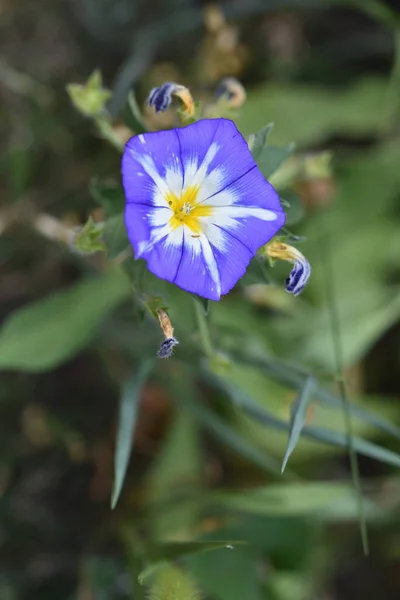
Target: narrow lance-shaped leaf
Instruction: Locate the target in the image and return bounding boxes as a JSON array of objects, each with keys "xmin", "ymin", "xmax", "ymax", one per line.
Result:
[
  {"xmin": 138, "ymin": 541, "xmax": 245, "ymax": 585},
  {"xmin": 111, "ymin": 359, "xmax": 154, "ymax": 509},
  {"xmin": 202, "ymin": 370, "xmax": 400, "ymax": 470},
  {"xmin": 281, "ymin": 377, "xmax": 316, "ymax": 473},
  {"xmin": 211, "ymin": 481, "xmax": 379, "ymax": 519},
  {"xmin": 185, "ymin": 396, "xmax": 284, "ymax": 476},
  {"xmin": 230, "ymin": 351, "xmax": 400, "ymax": 441}
]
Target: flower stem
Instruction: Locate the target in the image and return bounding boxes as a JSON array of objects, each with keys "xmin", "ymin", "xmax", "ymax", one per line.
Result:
[
  {"xmin": 193, "ymin": 299, "xmax": 213, "ymax": 358},
  {"xmin": 95, "ymin": 116, "xmax": 124, "ymax": 152},
  {"xmin": 320, "ymin": 224, "xmax": 369, "ymax": 556}
]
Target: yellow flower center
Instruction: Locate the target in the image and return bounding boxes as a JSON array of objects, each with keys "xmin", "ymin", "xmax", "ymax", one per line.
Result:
[{"xmin": 166, "ymin": 185, "xmax": 213, "ymax": 235}]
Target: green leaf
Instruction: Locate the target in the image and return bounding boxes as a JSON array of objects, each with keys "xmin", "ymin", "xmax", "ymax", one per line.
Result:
[
  {"xmin": 281, "ymin": 377, "xmax": 316, "ymax": 473},
  {"xmin": 248, "ymin": 123, "xmax": 293, "ymax": 179},
  {"xmin": 256, "ymin": 143, "xmax": 295, "ymax": 179},
  {"xmin": 212, "ymin": 481, "xmax": 379, "ymax": 519},
  {"xmin": 185, "ymin": 545, "xmax": 264, "ymax": 600},
  {"xmin": 237, "ymin": 78, "xmax": 387, "ymax": 145},
  {"xmin": 0, "ymin": 269, "xmax": 131, "ymax": 372},
  {"xmin": 231, "ymin": 352, "xmax": 400, "ymax": 441},
  {"xmin": 103, "ymin": 213, "xmax": 130, "ymax": 259},
  {"xmin": 248, "ymin": 123, "xmax": 274, "ymax": 159},
  {"xmin": 302, "ymin": 424, "xmax": 400, "ymax": 469},
  {"xmin": 66, "ymin": 69, "xmax": 112, "ymax": 117},
  {"xmin": 301, "ymin": 292, "xmax": 400, "ymax": 372},
  {"xmin": 138, "ymin": 543, "xmax": 245, "ymax": 585},
  {"xmin": 90, "ymin": 179, "xmax": 125, "ymax": 216},
  {"xmin": 146, "ymin": 409, "xmax": 203, "ymax": 538},
  {"xmin": 152, "ymin": 541, "xmax": 245, "ymax": 565},
  {"xmin": 280, "ymin": 191, "xmax": 305, "ymax": 226},
  {"xmin": 111, "ymin": 360, "xmax": 154, "ymax": 509},
  {"xmin": 181, "ymin": 395, "xmax": 283, "ymax": 476},
  {"xmin": 73, "ymin": 216, "xmax": 106, "ymax": 254},
  {"xmin": 204, "ymin": 371, "xmax": 400, "ymax": 469}
]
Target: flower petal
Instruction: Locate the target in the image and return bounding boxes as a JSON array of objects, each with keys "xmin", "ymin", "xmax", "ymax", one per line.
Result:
[
  {"xmin": 173, "ymin": 229, "xmax": 221, "ymax": 300},
  {"xmin": 140, "ymin": 227, "xmax": 184, "ymax": 282},
  {"xmin": 122, "ymin": 129, "xmax": 184, "ymax": 206},
  {"xmin": 203, "ymin": 223, "xmax": 253, "ymax": 295},
  {"xmin": 138, "ymin": 225, "xmax": 221, "ymax": 300},
  {"xmin": 176, "ymin": 118, "xmax": 258, "ymax": 194}
]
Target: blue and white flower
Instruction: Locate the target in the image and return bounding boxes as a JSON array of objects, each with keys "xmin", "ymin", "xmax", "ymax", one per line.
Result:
[
  {"xmin": 148, "ymin": 82, "xmax": 195, "ymax": 117},
  {"xmin": 264, "ymin": 240, "xmax": 311, "ymax": 296},
  {"xmin": 122, "ymin": 118, "xmax": 285, "ymax": 300}
]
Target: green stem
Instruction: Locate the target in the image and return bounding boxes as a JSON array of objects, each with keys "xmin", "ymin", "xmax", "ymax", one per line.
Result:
[
  {"xmin": 94, "ymin": 116, "xmax": 124, "ymax": 152},
  {"xmin": 321, "ymin": 224, "xmax": 369, "ymax": 555},
  {"xmin": 193, "ymin": 299, "xmax": 213, "ymax": 358}
]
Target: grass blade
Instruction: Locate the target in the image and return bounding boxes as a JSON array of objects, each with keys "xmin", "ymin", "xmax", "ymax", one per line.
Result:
[
  {"xmin": 186, "ymin": 396, "xmax": 285, "ymax": 477},
  {"xmin": 203, "ymin": 371, "xmax": 400, "ymax": 469},
  {"xmin": 111, "ymin": 359, "xmax": 154, "ymax": 509},
  {"xmin": 212, "ymin": 481, "xmax": 380, "ymax": 520},
  {"xmin": 230, "ymin": 351, "xmax": 400, "ymax": 441},
  {"xmin": 321, "ymin": 224, "xmax": 368, "ymax": 554},
  {"xmin": 281, "ymin": 376, "xmax": 316, "ymax": 473},
  {"xmin": 168, "ymin": 368, "xmax": 286, "ymax": 477}
]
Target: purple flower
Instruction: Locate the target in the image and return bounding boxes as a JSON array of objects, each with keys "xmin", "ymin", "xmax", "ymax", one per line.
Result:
[{"xmin": 121, "ymin": 118, "xmax": 285, "ymax": 300}]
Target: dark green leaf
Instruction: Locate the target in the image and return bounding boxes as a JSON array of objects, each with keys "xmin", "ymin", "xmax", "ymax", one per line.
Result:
[
  {"xmin": 185, "ymin": 545, "xmax": 264, "ymax": 600},
  {"xmin": 281, "ymin": 377, "xmax": 316, "ymax": 473},
  {"xmin": 90, "ymin": 179, "xmax": 125, "ymax": 216},
  {"xmin": 103, "ymin": 213, "xmax": 130, "ymax": 259},
  {"xmin": 0, "ymin": 270, "xmax": 131, "ymax": 372},
  {"xmin": 138, "ymin": 541, "xmax": 246, "ymax": 585},
  {"xmin": 111, "ymin": 359, "xmax": 154, "ymax": 509},
  {"xmin": 157, "ymin": 541, "xmax": 245, "ymax": 562}
]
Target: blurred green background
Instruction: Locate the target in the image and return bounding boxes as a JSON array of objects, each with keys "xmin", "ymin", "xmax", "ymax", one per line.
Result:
[{"xmin": 1, "ymin": 1, "xmax": 400, "ymax": 599}]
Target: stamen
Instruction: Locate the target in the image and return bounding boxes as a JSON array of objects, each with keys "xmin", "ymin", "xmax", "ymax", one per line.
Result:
[{"xmin": 181, "ymin": 202, "xmax": 192, "ymax": 215}]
